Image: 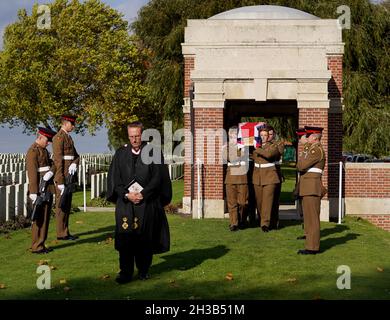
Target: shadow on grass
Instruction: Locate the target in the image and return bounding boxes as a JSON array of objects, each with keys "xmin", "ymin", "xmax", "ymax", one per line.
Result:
[
  {"xmin": 152, "ymin": 245, "xmax": 229, "ymax": 275},
  {"xmin": 277, "ymin": 220, "xmax": 303, "ymax": 230},
  {"xmin": 320, "ymin": 224, "xmax": 350, "ymax": 238},
  {"xmin": 51, "ymin": 225, "xmax": 115, "ymax": 250},
  {"xmin": 321, "ymin": 233, "xmax": 361, "ymax": 252}
]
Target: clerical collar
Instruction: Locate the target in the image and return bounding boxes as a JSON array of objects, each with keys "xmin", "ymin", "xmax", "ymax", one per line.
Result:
[{"xmin": 132, "ymin": 148, "xmax": 141, "ymax": 155}]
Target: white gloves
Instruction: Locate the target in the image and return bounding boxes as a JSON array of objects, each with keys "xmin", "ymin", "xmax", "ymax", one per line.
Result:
[
  {"xmin": 68, "ymin": 163, "xmax": 77, "ymax": 175},
  {"xmin": 43, "ymin": 171, "xmax": 54, "ymax": 181},
  {"xmin": 29, "ymin": 194, "xmax": 37, "ymax": 203},
  {"xmin": 57, "ymin": 184, "xmax": 65, "ymax": 195}
]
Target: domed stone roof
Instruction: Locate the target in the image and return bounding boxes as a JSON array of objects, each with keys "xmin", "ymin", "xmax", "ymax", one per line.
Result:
[{"xmin": 209, "ymin": 5, "xmax": 320, "ymax": 20}]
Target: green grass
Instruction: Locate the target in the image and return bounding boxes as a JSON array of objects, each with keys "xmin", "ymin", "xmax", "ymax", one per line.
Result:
[
  {"xmin": 280, "ymin": 165, "xmax": 296, "ymax": 204},
  {"xmin": 1, "ymin": 212, "xmax": 390, "ymax": 300},
  {"xmin": 171, "ymin": 179, "xmax": 184, "ymax": 205}
]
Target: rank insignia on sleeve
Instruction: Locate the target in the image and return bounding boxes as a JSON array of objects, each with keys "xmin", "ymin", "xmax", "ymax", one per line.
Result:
[{"xmin": 122, "ymin": 217, "xmax": 129, "ymax": 230}]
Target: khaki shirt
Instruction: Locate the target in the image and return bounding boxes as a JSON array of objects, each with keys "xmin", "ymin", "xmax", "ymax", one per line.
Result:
[
  {"xmin": 223, "ymin": 144, "xmax": 248, "ymax": 184},
  {"xmin": 52, "ymin": 129, "xmax": 80, "ymax": 185},
  {"xmin": 26, "ymin": 143, "xmax": 56, "ymax": 194},
  {"xmin": 252, "ymin": 142, "xmax": 280, "ymax": 186},
  {"xmin": 273, "ymin": 140, "xmax": 285, "ymax": 179},
  {"xmin": 297, "ymin": 142, "xmax": 326, "ymax": 197}
]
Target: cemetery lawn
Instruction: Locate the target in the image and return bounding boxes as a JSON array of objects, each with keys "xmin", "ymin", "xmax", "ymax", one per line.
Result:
[{"xmin": 1, "ymin": 212, "xmax": 390, "ymax": 300}]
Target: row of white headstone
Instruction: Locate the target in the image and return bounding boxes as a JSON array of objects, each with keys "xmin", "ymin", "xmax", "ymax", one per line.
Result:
[
  {"xmin": 90, "ymin": 172, "xmax": 108, "ymax": 199},
  {"xmin": 0, "ymin": 154, "xmax": 183, "ymax": 222},
  {"xmin": 0, "ymin": 183, "xmax": 29, "ymax": 221},
  {"xmin": 88, "ymin": 163, "xmax": 184, "ymax": 200}
]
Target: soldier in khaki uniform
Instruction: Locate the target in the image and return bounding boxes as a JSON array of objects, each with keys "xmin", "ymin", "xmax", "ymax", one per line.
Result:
[
  {"xmin": 52, "ymin": 115, "xmax": 80, "ymax": 240},
  {"xmin": 295, "ymin": 128, "xmax": 311, "ymax": 240},
  {"xmin": 26, "ymin": 127, "xmax": 57, "ymax": 254},
  {"xmin": 296, "ymin": 126, "xmax": 325, "ymax": 254},
  {"xmin": 223, "ymin": 127, "xmax": 249, "ymax": 231},
  {"xmin": 267, "ymin": 126, "xmax": 285, "ymax": 230},
  {"xmin": 252, "ymin": 126, "xmax": 280, "ymax": 232}
]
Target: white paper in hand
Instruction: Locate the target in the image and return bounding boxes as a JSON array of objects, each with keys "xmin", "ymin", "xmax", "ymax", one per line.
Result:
[{"xmin": 128, "ymin": 181, "xmax": 143, "ymax": 193}]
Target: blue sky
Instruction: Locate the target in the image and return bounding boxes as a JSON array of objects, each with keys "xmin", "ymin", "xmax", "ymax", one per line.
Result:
[
  {"xmin": 0, "ymin": 0, "xmax": 149, "ymax": 153},
  {"xmin": 0, "ymin": 0, "xmax": 385, "ymax": 153}
]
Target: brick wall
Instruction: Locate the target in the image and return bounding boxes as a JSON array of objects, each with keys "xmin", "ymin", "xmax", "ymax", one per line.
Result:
[
  {"xmin": 193, "ymin": 108, "xmax": 224, "ymax": 199},
  {"xmin": 345, "ymin": 165, "xmax": 390, "ymax": 198},
  {"xmin": 184, "ymin": 56, "xmax": 194, "ymax": 97},
  {"xmin": 345, "ymin": 163, "xmax": 390, "ymax": 232},
  {"xmin": 327, "ymin": 56, "xmax": 343, "ymax": 99},
  {"xmin": 351, "ymin": 215, "xmax": 390, "ymax": 232}
]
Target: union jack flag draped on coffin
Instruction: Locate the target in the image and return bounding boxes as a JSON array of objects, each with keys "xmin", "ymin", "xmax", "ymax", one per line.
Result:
[{"xmin": 237, "ymin": 122, "xmax": 267, "ymax": 148}]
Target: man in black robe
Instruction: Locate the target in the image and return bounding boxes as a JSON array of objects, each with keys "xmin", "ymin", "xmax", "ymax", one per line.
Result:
[{"xmin": 106, "ymin": 121, "xmax": 171, "ymax": 284}]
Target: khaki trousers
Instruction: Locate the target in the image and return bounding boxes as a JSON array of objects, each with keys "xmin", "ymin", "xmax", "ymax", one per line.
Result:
[
  {"xmin": 302, "ymin": 195, "xmax": 321, "ymax": 251},
  {"xmin": 31, "ymin": 197, "xmax": 52, "ymax": 252},
  {"xmin": 226, "ymin": 184, "xmax": 248, "ymax": 227},
  {"xmin": 254, "ymin": 184, "xmax": 276, "ymax": 228}
]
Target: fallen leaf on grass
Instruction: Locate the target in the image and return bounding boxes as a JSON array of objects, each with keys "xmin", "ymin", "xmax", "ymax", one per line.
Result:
[
  {"xmin": 0, "ymin": 284, "xmax": 6, "ymax": 289},
  {"xmin": 75, "ymin": 221, "xmax": 84, "ymax": 224},
  {"xmin": 51, "ymin": 240, "xmax": 59, "ymax": 245},
  {"xmin": 100, "ymin": 274, "xmax": 110, "ymax": 280},
  {"xmin": 225, "ymin": 272, "xmax": 234, "ymax": 281},
  {"xmin": 377, "ymin": 267, "xmax": 384, "ymax": 272},
  {"xmin": 169, "ymin": 280, "xmax": 179, "ymax": 288},
  {"xmin": 286, "ymin": 278, "xmax": 298, "ymax": 283},
  {"xmin": 60, "ymin": 279, "xmax": 67, "ymax": 285}
]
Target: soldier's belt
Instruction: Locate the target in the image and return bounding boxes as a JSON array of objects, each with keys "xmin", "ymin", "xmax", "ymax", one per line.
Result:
[
  {"xmin": 37, "ymin": 166, "xmax": 50, "ymax": 172},
  {"xmin": 307, "ymin": 168, "xmax": 323, "ymax": 174},
  {"xmin": 228, "ymin": 161, "xmax": 246, "ymax": 166},
  {"xmin": 63, "ymin": 155, "xmax": 75, "ymax": 160},
  {"xmin": 254, "ymin": 163, "xmax": 275, "ymax": 168}
]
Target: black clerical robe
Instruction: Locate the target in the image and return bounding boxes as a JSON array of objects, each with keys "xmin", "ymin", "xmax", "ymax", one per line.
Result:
[{"xmin": 106, "ymin": 143, "xmax": 170, "ymax": 254}]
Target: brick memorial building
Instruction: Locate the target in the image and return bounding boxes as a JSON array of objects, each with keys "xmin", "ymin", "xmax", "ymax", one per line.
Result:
[{"xmin": 180, "ymin": 5, "xmax": 390, "ymax": 231}]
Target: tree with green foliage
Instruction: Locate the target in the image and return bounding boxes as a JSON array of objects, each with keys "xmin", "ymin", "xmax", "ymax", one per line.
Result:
[
  {"xmin": 133, "ymin": 0, "xmax": 390, "ymax": 157},
  {"xmin": 0, "ymin": 0, "xmax": 148, "ymax": 140}
]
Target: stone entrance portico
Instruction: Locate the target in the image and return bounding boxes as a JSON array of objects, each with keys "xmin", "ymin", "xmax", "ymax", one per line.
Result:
[{"xmin": 181, "ymin": 5, "xmax": 344, "ymax": 221}]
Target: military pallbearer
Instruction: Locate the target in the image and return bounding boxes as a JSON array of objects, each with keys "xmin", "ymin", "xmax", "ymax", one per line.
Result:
[
  {"xmin": 26, "ymin": 127, "xmax": 57, "ymax": 254},
  {"xmin": 296, "ymin": 126, "xmax": 326, "ymax": 255},
  {"xmin": 52, "ymin": 115, "xmax": 80, "ymax": 241}
]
